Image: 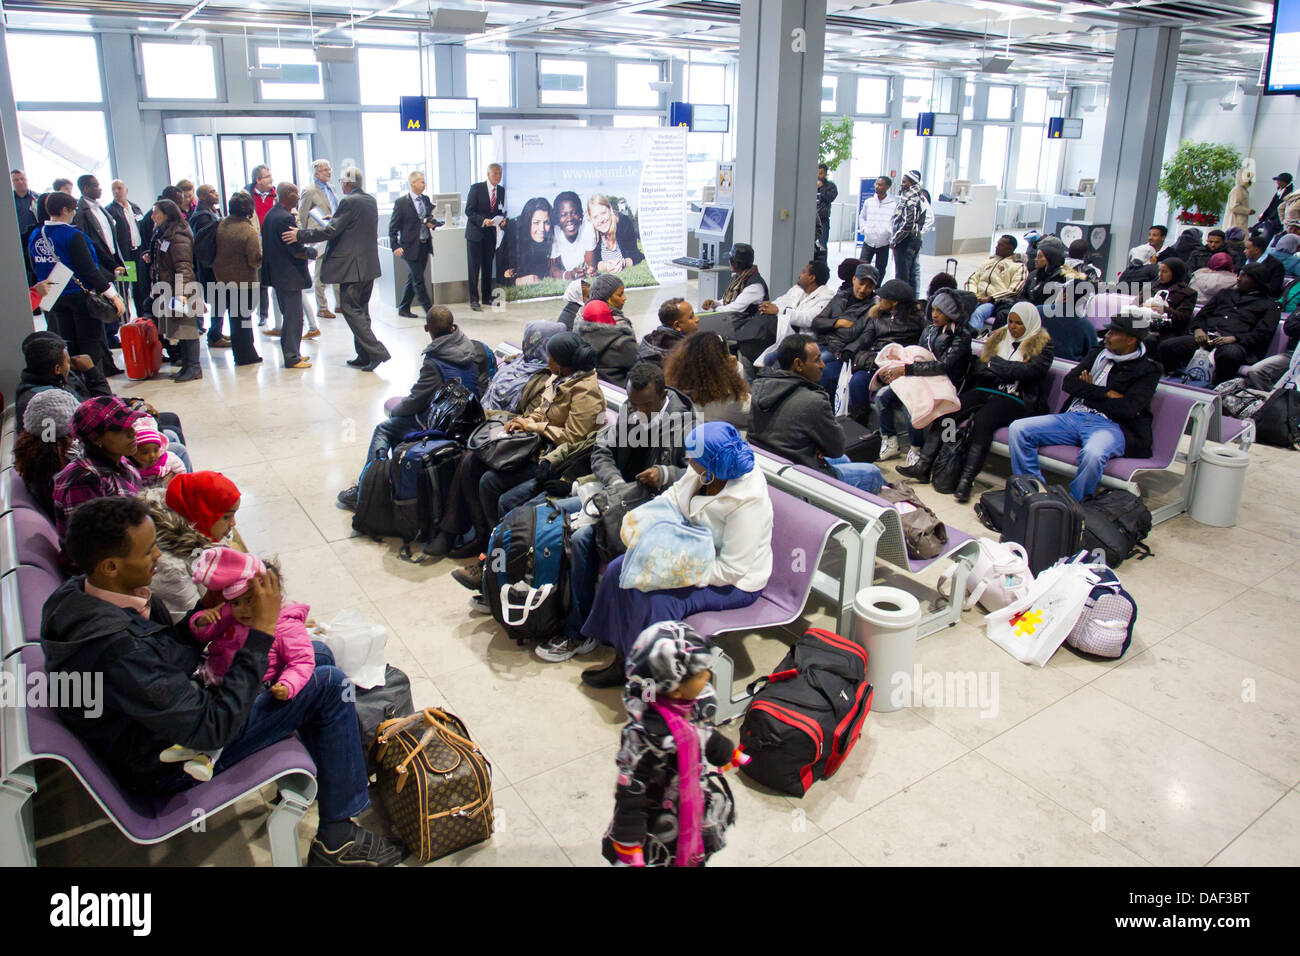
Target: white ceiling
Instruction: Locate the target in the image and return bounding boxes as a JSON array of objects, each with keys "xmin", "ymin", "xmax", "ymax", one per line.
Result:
[{"xmin": 0, "ymin": 0, "xmax": 1277, "ymax": 83}]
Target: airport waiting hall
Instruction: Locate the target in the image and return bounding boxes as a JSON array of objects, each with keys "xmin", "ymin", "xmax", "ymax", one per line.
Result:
[{"xmin": 0, "ymin": 0, "xmax": 1298, "ymax": 876}]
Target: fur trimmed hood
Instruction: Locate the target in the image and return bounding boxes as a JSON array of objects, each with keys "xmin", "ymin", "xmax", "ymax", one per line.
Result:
[{"xmin": 980, "ymin": 327, "xmax": 1051, "ymax": 363}]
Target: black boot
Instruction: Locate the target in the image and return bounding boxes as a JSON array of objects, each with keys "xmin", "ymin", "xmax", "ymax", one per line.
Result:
[
  {"xmin": 953, "ymin": 443, "xmax": 990, "ymax": 504},
  {"xmin": 581, "ymin": 651, "xmax": 626, "ymax": 688},
  {"xmin": 896, "ymin": 431, "xmax": 942, "ymax": 482}
]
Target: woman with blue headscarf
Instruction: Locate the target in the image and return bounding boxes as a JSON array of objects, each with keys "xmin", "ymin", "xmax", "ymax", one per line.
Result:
[{"xmin": 579, "ymin": 421, "xmax": 774, "ymax": 688}]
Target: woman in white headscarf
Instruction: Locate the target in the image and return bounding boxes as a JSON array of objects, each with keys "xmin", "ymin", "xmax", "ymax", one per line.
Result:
[
  {"xmin": 556, "ymin": 278, "xmax": 589, "ymax": 329},
  {"xmin": 932, "ymin": 302, "xmax": 1054, "ymax": 502}
]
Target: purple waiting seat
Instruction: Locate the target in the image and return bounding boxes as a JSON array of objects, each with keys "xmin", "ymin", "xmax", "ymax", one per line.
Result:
[
  {"xmin": 777, "ymin": 465, "xmax": 979, "ymax": 637},
  {"xmin": 686, "ymin": 486, "xmax": 855, "ymax": 723},
  {"xmin": 0, "ymin": 645, "xmax": 318, "ymax": 866},
  {"xmin": 1, "ymin": 565, "xmax": 64, "ymax": 659},
  {"xmin": 0, "ymin": 508, "xmax": 62, "ymax": 580}
]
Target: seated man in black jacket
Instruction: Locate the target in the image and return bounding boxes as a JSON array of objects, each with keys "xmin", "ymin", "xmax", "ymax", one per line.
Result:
[
  {"xmin": 810, "ymin": 262, "xmax": 878, "ymax": 393},
  {"xmin": 1009, "ymin": 310, "xmax": 1162, "ymax": 501},
  {"xmin": 749, "ymin": 334, "xmax": 884, "ymax": 492},
  {"xmin": 40, "ymin": 496, "xmax": 401, "ymax": 866},
  {"xmin": 636, "ymin": 297, "xmax": 699, "ymax": 366},
  {"xmin": 338, "ymin": 306, "xmax": 480, "ymax": 509},
  {"xmin": 1157, "ymin": 263, "xmax": 1281, "ymax": 386}
]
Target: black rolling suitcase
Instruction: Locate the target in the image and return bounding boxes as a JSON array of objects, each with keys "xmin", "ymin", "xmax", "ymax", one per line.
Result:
[
  {"xmin": 837, "ymin": 415, "xmax": 882, "ymax": 463},
  {"xmin": 1000, "ymin": 475, "xmax": 1084, "ymax": 576}
]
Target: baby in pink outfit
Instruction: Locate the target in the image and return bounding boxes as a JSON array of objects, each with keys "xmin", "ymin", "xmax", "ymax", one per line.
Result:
[{"xmin": 160, "ymin": 548, "xmax": 316, "ymax": 781}]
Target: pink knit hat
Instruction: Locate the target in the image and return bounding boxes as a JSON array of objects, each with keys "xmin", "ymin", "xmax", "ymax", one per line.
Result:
[
  {"xmin": 132, "ymin": 422, "xmax": 168, "ymax": 452},
  {"xmin": 191, "ymin": 547, "xmax": 266, "ymax": 600}
]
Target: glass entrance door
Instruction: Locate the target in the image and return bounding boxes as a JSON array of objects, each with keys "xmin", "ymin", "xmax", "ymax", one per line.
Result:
[
  {"xmin": 218, "ymin": 133, "xmax": 305, "ymax": 200},
  {"xmin": 162, "ymin": 124, "xmax": 315, "ymax": 209}
]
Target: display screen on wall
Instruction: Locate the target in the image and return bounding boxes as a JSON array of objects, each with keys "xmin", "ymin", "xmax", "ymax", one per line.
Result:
[
  {"xmin": 1264, "ymin": 0, "xmax": 1300, "ymax": 93},
  {"xmin": 1047, "ymin": 117, "xmax": 1083, "ymax": 139},
  {"xmin": 915, "ymin": 112, "xmax": 958, "ymax": 136},
  {"xmin": 692, "ymin": 104, "xmax": 730, "ymax": 133},
  {"xmin": 425, "ymin": 97, "xmax": 479, "ymax": 130}
]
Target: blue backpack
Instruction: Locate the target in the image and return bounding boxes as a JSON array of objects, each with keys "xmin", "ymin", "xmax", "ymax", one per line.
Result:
[
  {"xmin": 481, "ymin": 499, "xmax": 569, "ymax": 646},
  {"xmin": 1058, "ymin": 551, "xmax": 1138, "ymax": 659}
]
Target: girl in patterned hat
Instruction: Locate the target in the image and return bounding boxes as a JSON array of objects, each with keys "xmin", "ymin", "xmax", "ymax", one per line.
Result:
[{"xmin": 603, "ymin": 622, "xmax": 748, "ymax": 867}]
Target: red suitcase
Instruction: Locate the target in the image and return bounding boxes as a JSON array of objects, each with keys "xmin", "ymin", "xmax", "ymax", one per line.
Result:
[{"xmin": 121, "ymin": 318, "xmax": 163, "ymax": 380}]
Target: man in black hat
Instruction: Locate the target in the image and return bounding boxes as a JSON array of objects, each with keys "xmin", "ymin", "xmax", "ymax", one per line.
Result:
[
  {"xmin": 700, "ymin": 243, "xmax": 770, "ymax": 365},
  {"xmin": 1157, "ymin": 262, "xmax": 1282, "ymax": 386},
  {"xmin": 1257, "ymin": 172, "xmax": 1294, "ymax": 240},
  {"xmin": 1009, "ymin": 309, "xmax": 1162, "ymax": 501}
]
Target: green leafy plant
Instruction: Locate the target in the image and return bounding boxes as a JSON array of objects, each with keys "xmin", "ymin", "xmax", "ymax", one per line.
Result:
[
  {"xmin": 819, "ymin": 116, "xmax": 854, "ymax": 172},
  {"xmin": 1158, "ymin": 140, "xmax": 1242, "ymax": 224}
]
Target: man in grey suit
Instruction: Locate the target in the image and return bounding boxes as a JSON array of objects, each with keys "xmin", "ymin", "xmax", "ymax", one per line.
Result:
[
  {"xmin": 298, "ymin": 158, "xmax": 340, "ymax": 319},
  {"xmin": 285, "ymin": 166, "xmax": 392, "ymax": 371}
]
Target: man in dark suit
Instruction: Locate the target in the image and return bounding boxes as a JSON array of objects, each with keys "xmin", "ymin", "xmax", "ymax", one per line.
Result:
[
  {"xmin": 107, "ymin": 179, "xmax": 153, "ymax": 320},
  {"xmin": 285, "ymin": 166, "xmax": 391, "ymax": 371},
  {"xmin": 72, "ymin": 174, "xmax": 123, "ymax": 286},
  {"xmin": 262, "ymin": 182, "xmax": 318, "ymax": 370},
  {"xmin": 1257, "ymin": 172, "xmax": 1294, "ymax": 242},
  {"xmin": 390, "ymin": 170, "xmax": 438, "ymax": 317},
  {"xmin": 464, "ymin": 163, "xmax": 505, "ymax": 311}
]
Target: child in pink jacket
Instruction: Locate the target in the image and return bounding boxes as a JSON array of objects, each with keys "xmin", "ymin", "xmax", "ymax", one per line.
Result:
[{"xmin": 158, "ymin": 548, "xmax": 316, "ymax": 781}]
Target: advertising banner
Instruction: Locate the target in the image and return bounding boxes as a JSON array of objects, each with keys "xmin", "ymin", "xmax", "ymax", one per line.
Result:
[{"xmin": 494, "ymin": 126, "xmax": 687, "ymax": 301}]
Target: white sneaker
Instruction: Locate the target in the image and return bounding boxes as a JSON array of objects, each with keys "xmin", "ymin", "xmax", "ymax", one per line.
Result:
[
  {"xmin": 160, "ymin": 745, "xmax": 202, "ymax": 763},
  {"xmin": 468, "ymin": 593, "xmax": 490, "ymax": 616},
  {"xmin": 878, "ymin": 436, "xmax": 901, "ymax": 461},
  {"xmin": 535, "ymin": 635, "xmax": 598, "ymax": 663},
  {"xmin": 183, "ymin": 754, "xmax": 215, "ymax": 782},
  {"xmin": 904, "ymin": 447, "xmax": 922, "ymax": 468}
]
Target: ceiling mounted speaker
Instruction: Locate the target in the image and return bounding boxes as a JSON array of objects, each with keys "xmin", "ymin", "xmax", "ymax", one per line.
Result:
[
  {"xmin": 980, "ymin": 55, "xmax": 1014, "ymax": 74},
  {"xmin": 430, "ymin": 8, "xmax": 489, "ymax": 34},
  {"xmin": 1048, "ymin": 89, "xmax": 1068, "ymax": 101}
]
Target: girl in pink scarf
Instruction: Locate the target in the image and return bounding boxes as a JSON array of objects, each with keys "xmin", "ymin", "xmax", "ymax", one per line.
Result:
[{"xmin": 604, "ymin": 623, "xmax": 748, "ymax": 867}]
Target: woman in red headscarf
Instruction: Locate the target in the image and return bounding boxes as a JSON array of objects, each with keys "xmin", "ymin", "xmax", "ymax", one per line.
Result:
[{"xmin": 145, "ymin": 471, "xmax": 243, "ymax": 621}]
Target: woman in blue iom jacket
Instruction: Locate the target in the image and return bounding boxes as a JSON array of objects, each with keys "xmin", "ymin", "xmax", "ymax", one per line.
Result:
[{"xmin": 29, "ymin": 191, "xmax": 125, "ymax": 376}]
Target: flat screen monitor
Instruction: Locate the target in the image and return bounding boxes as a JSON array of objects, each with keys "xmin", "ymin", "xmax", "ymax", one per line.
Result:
[
  {"xmin": 429, "ymin": 192, "xmax": 461, "ymax": 219},
  {"xmin": 916, "ymin": 112, "xmax": 958, "ymax": 137},
  {"xmin": 696, "ymin": 203, "xmax": 733, "ymax": 238},
  {"xmin": 692, "ymin": 104, "xmax": 730, "ymax": 133},
  {"xmin": 1047, "ymin": 117, "xmax": 1083, "ymax": 139},
  {"xmin": 1265, "ymin": 0, "xmax": 1300, "ymax": 93},
  {"xmin": 425, "ymin": 97, "xmax": 479, "ymax": 130}
]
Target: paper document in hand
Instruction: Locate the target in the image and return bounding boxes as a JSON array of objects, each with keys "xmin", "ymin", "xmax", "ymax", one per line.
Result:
[
  {"xmin": 39, "ymin": 263, "xmax": 73, "ymax": 310},
  {"xmin": 491, "ymin": 215, "xmax": 506, "ymax": 227},
  {"xmin": 309, "ymin": 208, "xmax": 329, "ymax": 226}
]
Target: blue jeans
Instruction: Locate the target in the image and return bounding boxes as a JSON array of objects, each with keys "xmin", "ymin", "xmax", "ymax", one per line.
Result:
[
  {"xmin": 158, "ymin": 655, "xmax": 369, "ymax": 824},
  {"xmin": 969, "ymin": 302, "xmax": 995, "ymax": 332},
  {"xmin": 848, "ymin": 369, "xmax": 873, "ymax": 411},
  {"xmin": 366, "ymin": 413, "xmax": 421, "ymax": 461},
  {"xmin": 826, "ymin": 454, "xmax": 884, "ymax": 493},
  {"xmin": 875, "ymin": 385, "xmax": 924, "ymax": 446},
  {"xmin": 893, "ymin": 235, "xmax": 922, "ymax": 292},
  {"xmin": 498, "ymin": 478, "xmax": 543, "ymax": 518},
  {"xmin": 1008, "ymin": 410, "xmax": 1126, "ymax": 501},
  {"xmin": 819, "ymin": 350, "xmax": 843, "ymax": 395}
]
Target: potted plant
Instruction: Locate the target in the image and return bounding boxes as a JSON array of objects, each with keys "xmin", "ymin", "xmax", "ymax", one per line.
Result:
[
  {"xmin": 819, "ymin": 116, "xmax": 853, "ymax": 172},
  {"xmin": 1158, "ymin": 140, "xmax": 1242, "ymax": 228}
]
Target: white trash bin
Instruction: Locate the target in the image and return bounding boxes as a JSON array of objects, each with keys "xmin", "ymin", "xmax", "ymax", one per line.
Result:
[
  {"xmin": 1188, "ymin": 445, "xmax": 1250, "ymax": 527},
  {"xmin": 852, "ymin": 586, "xmax": 922, "ymax": 714}
]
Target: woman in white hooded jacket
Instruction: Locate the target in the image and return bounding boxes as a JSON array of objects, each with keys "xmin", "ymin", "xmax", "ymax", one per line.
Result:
[{"xmin": 578, "ymin": 421, "xmax": 773, "ymax": 687}]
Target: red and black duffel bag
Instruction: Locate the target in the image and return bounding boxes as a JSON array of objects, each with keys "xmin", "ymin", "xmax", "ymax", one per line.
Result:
[{"xmin": 737, "ymin": 628, "xmax": 873, "ymax": 797}]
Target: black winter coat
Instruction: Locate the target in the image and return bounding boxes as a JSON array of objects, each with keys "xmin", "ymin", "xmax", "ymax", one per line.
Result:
[
  {"xmin": 1191, "ymin": 287, "xmax": 1282, "ymax": 361},
  {"xmin": 1058, "ymin": 346, "xmax": 1163, "ymax": 459}
]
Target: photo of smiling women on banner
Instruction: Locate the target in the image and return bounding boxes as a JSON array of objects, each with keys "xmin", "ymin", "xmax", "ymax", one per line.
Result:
[
  {"xmin": 588, "ymin": 193, "xmax": 645, "ymax": 274},
  {"xmin": 502, "ymin": 196, "xmax": 554, "ymax": 287},
  {"xmin": 549, "ymin": 190, "xmax": 596, "ymax": 280}
]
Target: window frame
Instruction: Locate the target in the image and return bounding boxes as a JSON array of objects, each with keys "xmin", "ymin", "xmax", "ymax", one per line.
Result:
[
  {"xmin": 6, "ymin": 30, "xmax": 106, "ymax": 106},
  {"xmin": 854, "ymin": 76, "xmax": 890, "ymax": 117},
  {"xmin": 138, "ymin": 37, "xmax": 222, "ymax": 101},
  {"xmin": 254, "ymin": 44, "xmax": 325, "ymax": 103},
  {"xmin": 465, "ymin": 51, "xmax": 514, "ymax": 108},
  {"xmin": 616, "ymin": 60, "xmax": 663, "ymax": 109},
  {"xmin": 356, "ymin": 45, "xmax": 423, "ymax": 107},
  {"xmin": 821, "ymin": 74, "xmax": 838, "ymax": 113},
  {"xmin": 538, "ymin": 57, "xmax": 588, "ymax": 106}
]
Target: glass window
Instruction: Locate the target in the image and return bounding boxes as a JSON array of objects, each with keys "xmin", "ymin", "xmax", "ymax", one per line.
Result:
[
  {"xmin": 257, "ymin": 46, "xmax": 323, "ymax": 101},
  {"xmin": 1022, "ymin": 87, "xmax": 1048, "ymax": 125},
  {"xmin": 361, "ymin": 112, "xmax": 435, "ymax": 213},
  {"xmin": 141, "ymin": 41, "xmax": 217, "ymax": 99},
  {"xmin": 613, "ymin": 114, "xmax": 662, "ymax": 127},
  {"xmin": 856, "ymin": 77, "xmax": 889, "ymax": 115},
  {"xmin": 7, "ymin": 33, "xmax": 102, "ymax": 103},
  {"xmin": 618, "ymin": 62, "xmax": 661, "ymax": 108},
  {"xmin": 987, "ymin": 85, "xmax": 1015, "ymax": 120},
  {"xmin": 686, "ymin": 64, "xmax": 726, "ymax": 103},
  {"xmin": 962, "ymin": 85, "xmax": 974, "ymax": 121},
  {"xmin": 822, "ymin": 75, "xmax": 837, "ymax": 112},
  {"xmin": 849, "ymin": 121, "xmax": 887, "ymax": 192},
  {"xmin": 466, "ymin": 52, "xmax": 512, "ymax": 108},
  {"xmin": 980, "ymin": 125, "xmax": 1010, "ymax": 189},
  {"xmin": 358, "ymin": 47, "xmax": 420, "ymax": 106},
  {"xmin": 474, "ymin": 134, "xmax": 498, "ymax": 185},
  {"xmin": 1015, "ymin": 126, "xmax": 1043, "ymax": 192},
  {"xmin": 687, "ymin": 131, "xmax": 724, "ymax": 200},
  {"xmin": 901, "ymin": 132, "xmax": 925, "ymax": 185},
  {"xmin": 17, "ymin": 110, "xmax": 111, "ymax": 188},
  {"xmin": 958, "ymin": 127, "xmax": 972, "ymax": 180},
  {"xmin": 901, "ymin": 77, "xmax": 933, "ymax": 120},
  {"xmin": 539, "ymin": 58, "xmax": 586, "ymax": 105}
]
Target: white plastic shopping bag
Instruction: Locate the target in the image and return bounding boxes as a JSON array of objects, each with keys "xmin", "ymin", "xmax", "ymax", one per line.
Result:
[
  {"xmin": 984, "ymin": 562, "xmax": 1093, "ymax": 666},
  {"xmin": 834, "ymin": 362, "xmax": 853, "ymax": 416},
  {"xmin": 312, "ymin": 608, "xmax": 389, "ymax": 688}
]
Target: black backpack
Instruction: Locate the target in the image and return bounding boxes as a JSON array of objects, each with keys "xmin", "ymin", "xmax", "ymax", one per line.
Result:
[
  {"xmin": 1251, "ymin": 387, "xmax": 1300, "ymax": 449},
  {"xmin": 1080, "ymin": 488, "xmax": 1153, "ymax": 568},
  {"xmin": 481, "ymin": 499, "xmax": 569, "ymax": 646},
  {"xmin": 416, "ymin": 381, "xmax": 485, "ymax": 440},
  {"xmin": 738, "ymin": 628, "xmax": 873, "ymax": 797},
  {"xmin": 352, "ymin": 436, "xmax": 461, "ymax": 560}
]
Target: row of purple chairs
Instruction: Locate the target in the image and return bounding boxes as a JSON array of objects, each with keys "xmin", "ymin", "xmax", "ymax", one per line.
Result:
[{"xmin": 0, "ymin": 418, "xmax": 319, "ymax": 866}]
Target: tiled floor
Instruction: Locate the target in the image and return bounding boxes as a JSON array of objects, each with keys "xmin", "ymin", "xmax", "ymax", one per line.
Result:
[{"xmin": 31, "ymin": 245, "xmax": 1300, "ymax": 866}]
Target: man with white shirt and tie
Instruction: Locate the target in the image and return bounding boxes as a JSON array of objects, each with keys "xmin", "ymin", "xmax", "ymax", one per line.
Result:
[
  {"xmin": 107, "ymin": 179, "xmax": 152, "ymax": 320},
  {"xmin": 389, "ymin": 170, "xmax": 440, "ymax": 317},
  {"xmin": 298, "ymin": 158, "xmax": 340, "ymax": 320},
  {"xmin": 73, "ymin": 175, "xmax": 127, "ymax": 369},
  {"xmin": 465, "ymin": 163, "xmax": 505, "ymax": 311}
]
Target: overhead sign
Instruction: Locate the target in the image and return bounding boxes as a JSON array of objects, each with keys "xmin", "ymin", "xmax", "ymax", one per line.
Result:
[
  {"xmin": 426, "ymin": 97, "xmax": 479, "ymax": 130},
  {"xmin": 916, "ymin": 112, "xmax": 958, "ymax": 137},
  {"xmin": 1047, "ymin": 117, "xmax": 1083, "ymax": 139},
  {"xmin": 399, "ymin": 95, "xmax": 426, "ymax": 131}
]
